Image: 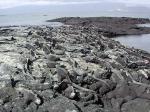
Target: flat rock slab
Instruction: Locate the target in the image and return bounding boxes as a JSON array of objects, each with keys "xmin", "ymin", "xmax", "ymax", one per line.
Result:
[
  {"xmin": 122, "ymin": 98, "xmax": 150, "ymax": 112},
  {"xmin": 38, "ymin": 96, "xmax": 78, "ymax": 112}
]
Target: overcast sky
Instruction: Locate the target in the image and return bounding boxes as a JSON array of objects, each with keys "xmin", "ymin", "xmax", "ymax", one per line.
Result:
[{"xmin": 0, "ymin": 0, "xmax": 150, "ymax": 9}]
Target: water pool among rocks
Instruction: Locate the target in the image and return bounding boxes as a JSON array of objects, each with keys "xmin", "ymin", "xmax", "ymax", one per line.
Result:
[{"xmin": 114, "ymin": 34, "xmax": 150, "ymax": 53}]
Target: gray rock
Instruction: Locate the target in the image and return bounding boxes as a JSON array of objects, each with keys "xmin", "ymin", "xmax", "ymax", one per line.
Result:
[
  {"xmin": 56, "ymin": 67, "xmax": 68, "ymax": 82},
  {"xmin": 43, "ymin": 45, "xmax": 51, "ymax": 54},
  {"xmin": 54, "ymin": 50, "xmax": 65, "ymax": 55},
  {"xmin": 121, "ymin": 98, "xmax": 150, "ymax": 112},
  {"xmin": 37, "ymin": 96, "xmax": 78, "ymax": 112},
  {"xmin": 40, "ymin": 90, "xmax": 54, "ymax": 101},
  {"xmin": 47, "ymin": 54, "xmax": 60, "ymax": 61},
  {"xmin": 24, "ymin": 102, "xmax": 37, "ymax": 112},
  {"xmin": 47, "ymin": 61, "xmax": 57, "ymax": 68}
]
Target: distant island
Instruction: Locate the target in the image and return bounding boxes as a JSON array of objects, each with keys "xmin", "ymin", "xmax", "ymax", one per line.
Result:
[{"xmin": 47, "ymin": 17, "xmax": 150, "ymax": 37}]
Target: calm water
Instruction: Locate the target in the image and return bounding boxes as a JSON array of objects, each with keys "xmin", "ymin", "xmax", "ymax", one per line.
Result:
[
  {"xmin": 115, "ymin": 34, "xmax": 150, "ymax": 53},
  {"xmin": 0, "ymin": 14, "xmax": 62, "ymax": 26}
]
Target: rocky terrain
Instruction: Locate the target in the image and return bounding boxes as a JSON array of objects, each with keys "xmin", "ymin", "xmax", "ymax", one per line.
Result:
[
  {"xmin": 47, "ymin": 17, "xmax": 150, "ymax": 37},
  {"xmin": 0, "ymin": 24, "xmax": 150, "ymax": 112}
]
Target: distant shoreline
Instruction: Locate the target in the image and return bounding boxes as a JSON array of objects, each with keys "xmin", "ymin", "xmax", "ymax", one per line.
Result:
[{"xmin": 47, "ymin": 17, "xmax": 150, "ymax": 37}]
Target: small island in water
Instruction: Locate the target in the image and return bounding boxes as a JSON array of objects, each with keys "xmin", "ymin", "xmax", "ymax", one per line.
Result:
[
  {"xmin": 0, "ymin": 17, "xmax": 150, "ymax": 112},
  {"xmin": 47, "ymin": 17, "xmax": 150, "ymax": 37}
]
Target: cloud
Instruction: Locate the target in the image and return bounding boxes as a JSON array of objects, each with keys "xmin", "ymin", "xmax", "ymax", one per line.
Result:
[
  {"xmin": 0, "ymin": 0, "xmax": 150, "ymax": 9},
  {"xmin": 106, "ymin": 0, "xmax": 150, "ymax": 7},
  {"xmin": 0, "ymin": 0, "xmax": 100, "ymax": 9}
]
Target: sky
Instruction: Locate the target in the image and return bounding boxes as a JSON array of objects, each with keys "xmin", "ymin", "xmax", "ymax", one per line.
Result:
[
  {"xmin": 0, "ymin": 0, "xmax": 150, "ymax": 19},
  {"xmin": 0, "ymin": 0, "xmax": 150, "ymax": 9}
]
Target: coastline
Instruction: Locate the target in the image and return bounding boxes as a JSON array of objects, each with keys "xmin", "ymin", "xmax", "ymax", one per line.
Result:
[
  {"xmin": 0, "ymin": 18, "xmax": 150, "ymax": 112},
  {"xmin": 47, "ymin": 17, "xmax": 150, "ymax": 37}
]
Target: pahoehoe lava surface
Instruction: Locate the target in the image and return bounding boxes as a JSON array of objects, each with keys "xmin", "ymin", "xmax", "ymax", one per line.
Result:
[{"xmin": 0, "ymin": 22, "xmax": 149, "ymax": 112}]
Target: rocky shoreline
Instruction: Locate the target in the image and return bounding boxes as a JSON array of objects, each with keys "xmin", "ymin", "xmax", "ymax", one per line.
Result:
[
  {"xmin": 0, "ymin": 22, "xmax": 150, "ymax": 112},
  {"xmin": 47, "ymin": 17, "xmax": 150, "ymax": 37}
]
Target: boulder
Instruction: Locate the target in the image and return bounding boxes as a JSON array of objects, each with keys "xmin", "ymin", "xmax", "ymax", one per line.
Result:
[
  {"xmin": 121, "ymin": 98, "xmax": 150, "ymax": 112},
  {"xmin": 37, "ymin": 96, "xmax": 78, "ymax": 112},
  {"xmin": 47, "ymin": 54, "xmax": 60, "ymax": 61}
]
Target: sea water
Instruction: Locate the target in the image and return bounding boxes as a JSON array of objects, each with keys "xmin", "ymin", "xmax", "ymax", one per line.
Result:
[
  {"xmin": 0, "ymin": 14, "xmax": 62, "ymax": 26},
  {"xmin": 115, "ymin": 34, "xmax": 150, "ymax": 53}
]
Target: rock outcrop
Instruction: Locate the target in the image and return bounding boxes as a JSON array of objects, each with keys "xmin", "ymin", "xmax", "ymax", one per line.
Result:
[
  {"xmin": 0, "ymin": 24, "xmax": 149, "ymax": 112},
  {"xmin": 47, "ymin": 17, "xmax": 150, "ymax": 37}
]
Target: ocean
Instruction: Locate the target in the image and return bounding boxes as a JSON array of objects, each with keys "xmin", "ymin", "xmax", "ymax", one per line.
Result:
[
  {"xmin": 115, "ymin": 34, "xmax": 150, "ymax": 53},
  {"xmin": 0, "ymin": 14, "xmax": 62, "ymax": 26}
]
